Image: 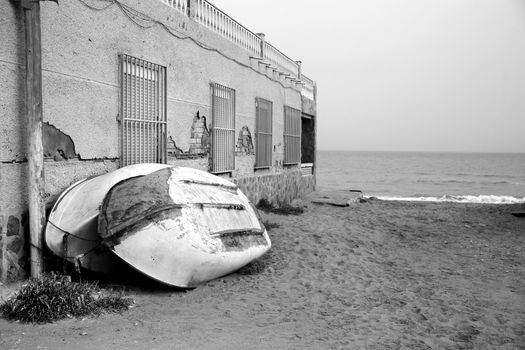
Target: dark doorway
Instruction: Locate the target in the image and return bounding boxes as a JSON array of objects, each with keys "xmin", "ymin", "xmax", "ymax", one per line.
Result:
[{"xmin": 301, "ymin": 115, "xmax": 315, "ymax": 164}]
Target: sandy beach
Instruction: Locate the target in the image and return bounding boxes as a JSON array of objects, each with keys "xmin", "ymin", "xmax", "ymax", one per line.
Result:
[{"xmin": 1, "ymin": 193, "xmax": 524, "ymax": 349}]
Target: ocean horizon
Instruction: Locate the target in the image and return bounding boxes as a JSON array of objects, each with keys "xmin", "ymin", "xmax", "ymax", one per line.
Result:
[{"xmin": 316, "ymin": 150, "xmax": 525, "ymax": 204}]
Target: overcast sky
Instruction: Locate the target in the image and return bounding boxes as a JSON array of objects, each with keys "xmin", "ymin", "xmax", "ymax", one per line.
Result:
[{"xmin": 211, "ymin": 0, "xmax": 525, "ymax": 153}]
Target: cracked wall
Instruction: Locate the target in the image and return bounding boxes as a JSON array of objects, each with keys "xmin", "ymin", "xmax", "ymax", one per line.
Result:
[
  {"xmin": 168, "ymin": 111, "xmax": 210, "ymax": 160},
  {"xmin": 43, "ymin": 122, "xmax": 78, "ymax": 160},
  {"xmin": 236, "ymin": 126, "xmax": 254, "ymax": 155}
]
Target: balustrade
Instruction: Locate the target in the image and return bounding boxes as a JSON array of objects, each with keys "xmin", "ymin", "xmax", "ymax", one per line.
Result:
[
  {"xmin": 263, "ymin": 42, "xmax": 299, "ymax": 78},
  {"xmin": 160, "ymin": 0, "xmax": 187, "ymax": 15},
  {"xmin": 301, "ymin": 74, "xmax": 316, "ymax": 101},
  {"xmin": 159, "ymin": 0, "xmax": 314, "ymax": 99},
  {"xmin": 194, "ymin": 0, "xmax": 261, "ymax": 56}
]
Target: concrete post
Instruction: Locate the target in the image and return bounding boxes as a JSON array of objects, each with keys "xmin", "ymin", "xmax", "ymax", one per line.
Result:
[
  {"xmin": 296, "ymin": 60, "xmax": 302, "ymax": 80},
  {"xmin": 22, "ymin": 0, "xmax": 45, "ymax": 277},
  {"xmin": 256, "ymin": 33, "xmax": 266, "ymax": 59},
  {"xmin": 187, "ymin": 0, "xmax": 196, "ymax": 19}
]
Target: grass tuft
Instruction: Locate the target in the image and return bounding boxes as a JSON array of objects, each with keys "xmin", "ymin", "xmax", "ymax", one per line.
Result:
[
  {"xmin": 256, "ymin": 199, "xmax": 304, "ymax": 216},
  {"xmin": 0, "ymin": 273, "xmax": 133, "ymax": 323}
]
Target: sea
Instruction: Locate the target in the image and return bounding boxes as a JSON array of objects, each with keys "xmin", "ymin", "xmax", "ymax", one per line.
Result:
[{"xmin": 316, "ymin": 151, "xmax": 525, "ymax": 204}]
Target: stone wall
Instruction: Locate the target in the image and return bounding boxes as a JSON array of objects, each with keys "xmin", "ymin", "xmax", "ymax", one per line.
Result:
[
  {"xmin": 234, "ymin": 169, "xmax": 316, "ymax": 206},
  {"xmin": 0, "ymin": 213, "xmax": 28, "ymax": 282}
]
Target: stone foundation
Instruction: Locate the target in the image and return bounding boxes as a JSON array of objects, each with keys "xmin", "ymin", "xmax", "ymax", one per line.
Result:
[
  {"xmin": 234, "ymin": 170, "xmax": 315, "ymax": 206},
  {"xmin": 0, "ymin": 213, "xmax": 28, "ymax": 282}
]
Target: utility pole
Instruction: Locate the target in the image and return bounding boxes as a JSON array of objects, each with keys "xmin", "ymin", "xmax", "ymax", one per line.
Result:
[{"xmin": 19, "ymin": 0, "xmax": 46, "ymax": 277}]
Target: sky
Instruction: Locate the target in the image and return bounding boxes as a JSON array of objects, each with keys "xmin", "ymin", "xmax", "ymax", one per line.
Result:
[{"xmin": 210, "ymin": 0, "xmax": 525, "ymax": 153}]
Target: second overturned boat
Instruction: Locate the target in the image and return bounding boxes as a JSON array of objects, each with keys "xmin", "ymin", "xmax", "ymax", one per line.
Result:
[{"xmin": 45, "ymin": 163, "xmax": 172, "ymax": 273}]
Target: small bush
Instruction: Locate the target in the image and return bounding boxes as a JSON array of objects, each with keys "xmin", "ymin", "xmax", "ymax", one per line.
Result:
[
  {"xmin": 256, "ymin": 199, "xmax": 304, "ymax": 216},
  {"xmin": 263, "ymin": 221, "xmax": 280, "ymax": 231},
  {"xmin": 0, "ymin": 274, "xmax": 133, "ymax": 323},
  {"xmin": 256, "ymin": 199, "xmax": 274, "ymax": 211},
  {"xmin": 269, "ymin": 205, "xmax": 304, "ymax": 215}
]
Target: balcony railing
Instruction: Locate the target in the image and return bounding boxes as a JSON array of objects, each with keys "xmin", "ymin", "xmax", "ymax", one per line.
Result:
[
  {"xmin": 301, "ymin": 74, "xmax": 316, "ymax": 101},
  {"xmin": 194, "ymin": 0, "xmax": 261, "ymax": 56},
  {"xmin": 263, "ymin": 42, "xmax": 299, "ymax": 78},
  {"xmin": 159, "ymin": 0, "xmax": 315, "ymax": 100},
  {"xmin": 160, "ymin": 0, "xmax": 187, "ymax": 15}
]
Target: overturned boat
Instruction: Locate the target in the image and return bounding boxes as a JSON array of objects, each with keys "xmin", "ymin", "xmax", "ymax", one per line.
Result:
[
  {"xmin": 98, "ymin": 166, "xmax": 270, "ymax": 287},
  {"xmin": 45, "ymin": 165, "xmax": 271, "ymax": 287}
]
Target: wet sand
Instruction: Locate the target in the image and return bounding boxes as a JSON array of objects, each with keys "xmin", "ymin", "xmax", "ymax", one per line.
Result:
[{"xmin": 1, "ymin": 194, "xmax": 524, "ymax": 349}]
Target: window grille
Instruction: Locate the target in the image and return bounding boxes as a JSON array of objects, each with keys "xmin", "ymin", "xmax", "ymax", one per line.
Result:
[
  {"xmin": 210, "ymin": 83, "xmax": 235, "ymax": 173},
  {"xmin": 255, "ymin": 98, "xmax": 272, "ymax": 168},
  {"xmin": 283, "ymin": 105, "xmax": 301, "ymax": 165},
  {"xmin": 119, "ymin": 54, "xmax": 167, "ymax": 166}
]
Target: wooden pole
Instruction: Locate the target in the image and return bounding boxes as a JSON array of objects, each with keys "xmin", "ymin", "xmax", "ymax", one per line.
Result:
[{"xmin": 24, "ymin": 0, "xmax": 45, "ymax": 277}]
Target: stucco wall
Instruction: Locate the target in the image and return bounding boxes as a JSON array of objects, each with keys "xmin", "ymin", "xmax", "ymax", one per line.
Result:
[
  {"xmin": 0, "ymin": 0, "xmax": 315, "ymax": 282},
  {"xmin": 0, "ymin": 2, "xmax": 26, "ymax": 162},
  {"xmin": 37, "ymin": 0, "xmax": 302, "ymax": 163}
]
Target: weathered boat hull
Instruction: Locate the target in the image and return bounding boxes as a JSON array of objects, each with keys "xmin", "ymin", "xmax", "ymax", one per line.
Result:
[
  {"xmin": 98, "ymin": 167, "xmax": 271, "ymax": 287},
  {"xmin": 45, "ymin": 163, "xmax": 171, "ymax": 272}
]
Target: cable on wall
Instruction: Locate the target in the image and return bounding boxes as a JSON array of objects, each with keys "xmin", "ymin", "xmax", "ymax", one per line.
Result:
[{"xmin": 76, "ymin": 0, "xmax": 300, "ymax": 92}]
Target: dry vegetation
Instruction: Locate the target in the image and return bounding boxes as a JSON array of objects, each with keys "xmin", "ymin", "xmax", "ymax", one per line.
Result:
[{"xmin": 0, "ymin": 274, "xmax": 133, "ymax": 324}]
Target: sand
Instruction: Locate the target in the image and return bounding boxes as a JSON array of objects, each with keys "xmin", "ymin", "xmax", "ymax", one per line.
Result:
[{"xmin": 0, "ymin": 193, "xmax": 524, "ymax": 349}]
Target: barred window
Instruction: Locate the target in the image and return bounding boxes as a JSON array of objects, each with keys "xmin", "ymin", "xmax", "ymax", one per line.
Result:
[
  {"xmin": 210, "ymin": 83, "xmax": 235, "ymax": 173},
  {"xmin": 283, "ymin": 105, "xmax": 301, "ymax": 165},
  {"xmin": 119, "ymin": 54, "xmax": 167, "ymax": 166},
  {"xmin": 255, "ymin": 98, "xmax": 272, "ymax": 168}
]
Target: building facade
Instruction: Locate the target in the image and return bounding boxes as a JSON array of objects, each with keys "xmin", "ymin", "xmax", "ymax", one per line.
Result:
[{"xmin": 0, "ymin": 0, "xmax": 317, "ymax": 282}]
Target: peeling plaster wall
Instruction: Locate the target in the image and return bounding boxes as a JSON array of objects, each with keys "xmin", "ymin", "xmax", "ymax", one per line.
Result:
[
  {"xmin": 43, "ymin": 122, "xmax": 78, "ymax": 160},
  {"xmin": 0, "ymin": 0, "xmax": 314, "ymax": 282}
]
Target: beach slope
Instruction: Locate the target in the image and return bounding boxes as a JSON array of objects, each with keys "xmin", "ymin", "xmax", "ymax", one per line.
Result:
[{"xmin": 1, "ymin": 196, "xmax": 524, "ymax": 349}]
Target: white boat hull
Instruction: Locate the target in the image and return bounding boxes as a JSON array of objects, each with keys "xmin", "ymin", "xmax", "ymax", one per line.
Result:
[{"xmin": 98, "ymin": 167, "xmax": 271, "ymax": 287}]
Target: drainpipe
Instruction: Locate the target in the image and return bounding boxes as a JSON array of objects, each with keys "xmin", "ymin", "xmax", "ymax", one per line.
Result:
[{"xmin": 19, "ymin": 0, "xmax": 46, "ymax": 277}]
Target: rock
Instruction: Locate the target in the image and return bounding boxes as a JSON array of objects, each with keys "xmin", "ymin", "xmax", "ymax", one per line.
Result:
[
  {"xmin": 7, "ymin": 237, "xmax": 24, "ymax": 254},
  {"xmin": 6, "ymin": 216, "xmax": 20, "ymax": 237}
]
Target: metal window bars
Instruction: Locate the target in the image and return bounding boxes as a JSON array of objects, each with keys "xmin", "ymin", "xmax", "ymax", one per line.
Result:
[
  {"xmin": 119, "ymin": 54, "xmax": 167, "ymax": 167},
  {"xmin": 255, "ymin": 98, "xmax": 272, "ymax": 168},
  {"xmin": 210, "ymin": 82, "xmax": 235, "ymax": 173},
  {"xmin": 283, "ymin": 105, "xmax": 301, "ymax": 165}
]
